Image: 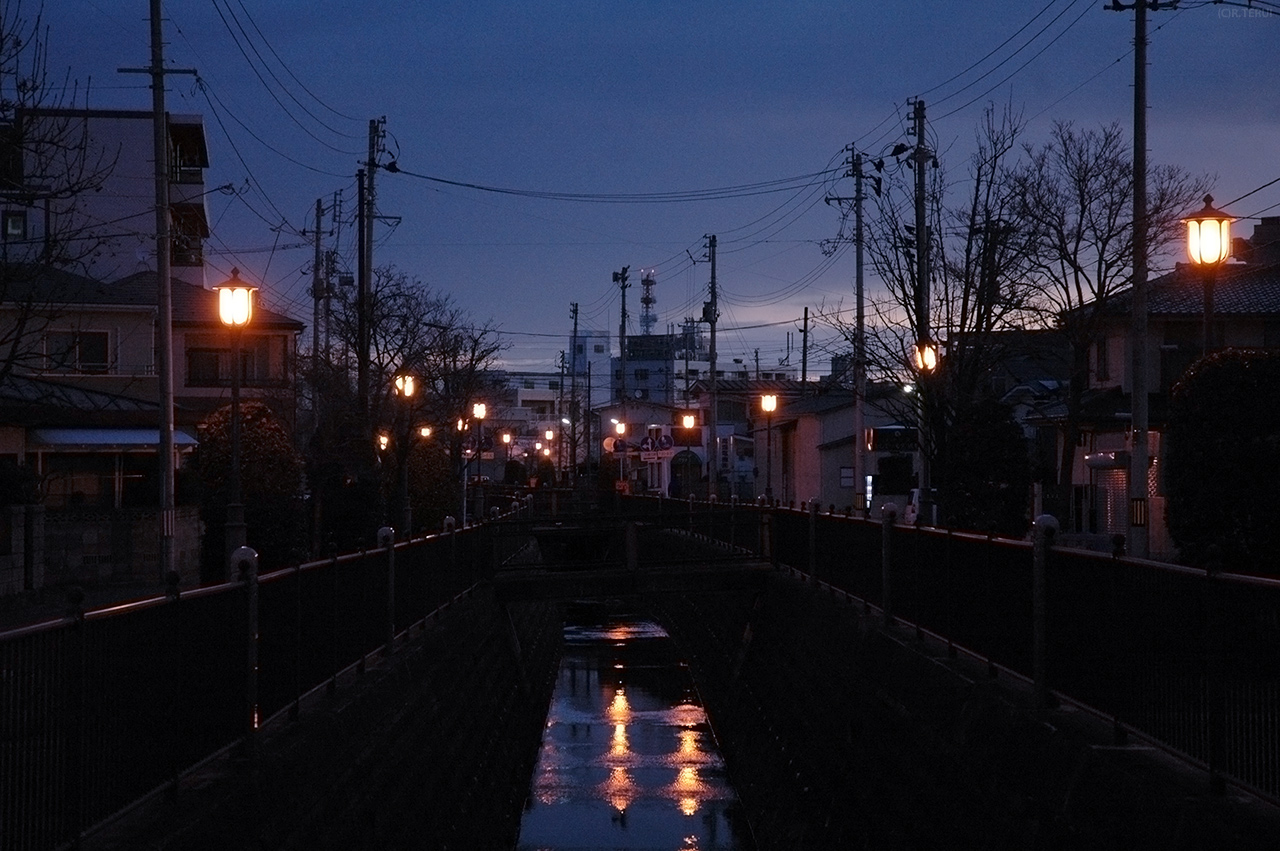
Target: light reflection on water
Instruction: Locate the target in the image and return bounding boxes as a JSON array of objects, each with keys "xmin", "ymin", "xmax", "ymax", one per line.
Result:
[{"xmin": 517, "ymin": 613, "xmax": 747, "ymax": 850}]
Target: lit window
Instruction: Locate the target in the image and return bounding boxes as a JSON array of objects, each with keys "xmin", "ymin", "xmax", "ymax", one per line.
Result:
[{"xmin": 2, "ymin": 210, "xmax": 25, "ymax": 241}]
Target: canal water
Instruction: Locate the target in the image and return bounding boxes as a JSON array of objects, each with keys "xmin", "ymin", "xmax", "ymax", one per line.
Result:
[{"xmin": 517, "ymin": 605, "xmax": 749, "ymax": 850}]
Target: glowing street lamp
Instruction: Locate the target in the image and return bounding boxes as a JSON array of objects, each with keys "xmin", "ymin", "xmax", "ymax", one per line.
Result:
[
  {"xmin": 1183, "ymin": 194, "xmax": 1236, "ymax": 356},
  {"xmin": 760, "ymin": 394, "xmax": 777, "ymax": 503},
  {"xmin": 914, "ymin": 339, "xmax": 939, "ymax": 373},
  {"xmin": 214, "ymin": 269, "xmax": 256, "ymax": 566}
]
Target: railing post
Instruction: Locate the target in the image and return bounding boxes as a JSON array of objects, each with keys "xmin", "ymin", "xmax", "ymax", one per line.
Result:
[
  {"xmin": 881, "ymin": 503, "xmax": 897, "ymax": 624},
  {"xmin": 232, "ymin": 546, "xmax": 260, "ymax": 766},
  {"xmin": 808, "ymin": 499, "xmax": 818, "ymax": 581},
  {"xmin": 1205, "ymin": 544, "xmax": 1226, "ymax": 795},
  {"xmin": 378, "ymin": 526, "xmax": 396, "ymax": 655},
  {"xmin": 1032, "ymin": 514, "xmax": 1058, "ymax": 720},
  {"xmin": 760, "ymin": 508, "xmax": 774, "ymax": 564}
]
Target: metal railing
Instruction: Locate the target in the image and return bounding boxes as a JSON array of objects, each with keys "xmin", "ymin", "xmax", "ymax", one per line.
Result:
[
  {"xmin": 0, "ymin": 509, "xmax": 526, "ymax": 851},
  {"xmin": 622, "ymin": 494, "xmax": 1280, "ymax": 804}
]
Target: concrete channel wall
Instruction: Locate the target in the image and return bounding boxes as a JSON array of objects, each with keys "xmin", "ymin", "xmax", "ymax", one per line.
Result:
[
  {"xmin": 81, "ymin": 588, "xmax": 565, "ymax": 850},
  {"xmin": 83, "ymin": 565, "xmax": 1280, "ymax": 849},
  {"xmin": 650, "ymin": 571, "xmax": 1280, "ymax": 850}
]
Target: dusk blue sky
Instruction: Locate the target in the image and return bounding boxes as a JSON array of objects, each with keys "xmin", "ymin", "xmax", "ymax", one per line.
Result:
[{"xmin": 42, "ymin": 1, "xmax": 1280, "ymax": 371}]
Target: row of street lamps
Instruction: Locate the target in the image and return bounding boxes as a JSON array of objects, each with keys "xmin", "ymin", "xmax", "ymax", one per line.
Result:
[{"xmin": 216, "ymin": 192, "xmax": 1230, "ymax": 555}]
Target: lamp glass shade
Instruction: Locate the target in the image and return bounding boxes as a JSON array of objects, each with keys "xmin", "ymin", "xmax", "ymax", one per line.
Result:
[
  {"xmin": 395, "ymin": 374, "xmax": 415, "ymax": 397},
  {"xmin": 1183, "ymin": 195, "xmax": 1235, "ymax": 266},
  {"xmin": 419, "ymin": 426, "xmax": 431, "ymax": 438},
  {"xmin": 682, "ymin": 413, "xmax": 696, "ymax": 429},
  {"xmin": 545, "ymin": 429, "xmax": 554, "ymax": 440},
  {"xmin": 1186, "ymin": 218, "xmax": 1231, "ymax": 266},
  {"xmin": 473, "ymin": 403, "xmax": 486, "ymax": 420},
  {"xmin": 760, "ymin": 394, "xmax": 777, "ymax": 414},
  {"xmin": 914, "ymin": 341, "xmax": 938, "ymax": 372},
  {"xmin": 615, "ymin": 422, "xmax": 626, "ymax": 435},
  {"xmin": 216, "ymin": 285, "xmax": 255, "ymax": 328}
]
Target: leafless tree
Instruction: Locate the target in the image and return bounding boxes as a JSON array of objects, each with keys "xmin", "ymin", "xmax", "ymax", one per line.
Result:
[
  {"xmin": 1009, "ymin": 121, "xmax": 1211, "ymax": 513},
  {"xmin": 0, "ymin": 2, "xmax": 116, "ymax": 384}
]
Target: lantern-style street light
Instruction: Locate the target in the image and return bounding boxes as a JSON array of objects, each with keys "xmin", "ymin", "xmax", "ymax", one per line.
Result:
[
  {"xmin": 1183, "ymin": 194, "xmax": 1236, "ymax": 356},
  {"xmin": 760, "ymin": 394, "xmax": 777, "ymax": 503},
  {"xmin": 214, "ymin": 269, "xmax": 256, "ymax": 567},
  {"xmin": 392, "ymin": 373, "xmax": 416, "ymax": 536}
]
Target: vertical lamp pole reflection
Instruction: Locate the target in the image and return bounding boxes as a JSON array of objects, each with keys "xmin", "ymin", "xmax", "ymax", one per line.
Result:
[{"xmin": 215, "ymin": 269, "xmax": 255, "ymax": 568}]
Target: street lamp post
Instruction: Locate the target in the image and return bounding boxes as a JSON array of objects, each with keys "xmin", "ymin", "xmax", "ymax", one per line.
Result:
[
  {"xmin": 393, "ymin": 373, "xmax": 415, "ymax": 537},
  {"xmin": 761, "ymin": 394, "xmax": 777, "ymax": 504},
  {"xmin": 472, "ymin": 402, "xmax": 487, "ymax": 521},
  {"xmin": 1184, "ymin": 195, "xmax": 1236, "ymax": 357},
  {"xmin": 215, "ymin": 269, "xmax": 256, "ymax": 569}
]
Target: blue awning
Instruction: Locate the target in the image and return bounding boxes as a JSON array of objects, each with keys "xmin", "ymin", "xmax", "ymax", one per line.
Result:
[{"xmin": 30, "ymin": 428, "xmax": 198, "ymax": 450}]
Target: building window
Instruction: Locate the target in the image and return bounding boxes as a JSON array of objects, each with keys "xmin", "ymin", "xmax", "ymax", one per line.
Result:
[
  {"xmin": 840, "ymin": 466, "xmax": 855, "ymax": 487},
  {"xmin": 575, "ymin": 344, "xmax": 584, "ymax": 355},
  {"xmin": 548, "ymin": 381, "xmax": 560, "ymax": 390},
  {"xmin": 1094, "ymin": 338, "xmax": 1109, "ymax": 381},
  {"xmin": 594, "ymin": 344, "xmax": 605, "ymax": 354},
  {"xmin": 634, "ymin": 368, "xmax": 649, "ymax": 381},
  {"xmin": 2, "ymin": 210, "xmax": 25, "ymax": 241},
  {"xmin": 46, "ymin": 330, "xmax": 110, "ymax": 373}
]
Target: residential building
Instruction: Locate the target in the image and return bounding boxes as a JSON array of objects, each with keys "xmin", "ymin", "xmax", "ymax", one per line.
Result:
[
  {"xmin": 1051, "ymin": 217, "xmax": 1280, "ymax": 557},
  {"xmin": 2, "ymin": 107, "xmax": 211, "ymax": 287}
]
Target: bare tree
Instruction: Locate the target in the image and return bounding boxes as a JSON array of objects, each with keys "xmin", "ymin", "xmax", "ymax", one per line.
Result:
[
  {"xmin": 0, "ymin": 2, "xmax": 116, "ymax": 384},
  {"xmin": 320, "ymin": 265, "xmax": 505, "ymax": 536},
  {"xmin": 1009, "ymin": 121, "xmax": 1210, "ymax": 514},
  {"xmin": 821, "ymin": 105, "xmax": 1040, "ymax": 527}
]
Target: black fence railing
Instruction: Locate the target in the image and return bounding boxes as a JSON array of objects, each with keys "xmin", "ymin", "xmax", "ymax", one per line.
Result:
[
  {"xmin": 0, "ymin": 511, "xmax": 526, "ymax": 851},
  {"xmin": 620, "ymin": 494, "xmax": 1280, "ymax": 804}
]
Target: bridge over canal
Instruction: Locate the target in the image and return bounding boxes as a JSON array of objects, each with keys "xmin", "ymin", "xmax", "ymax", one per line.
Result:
[{"xmin": 5, "ymin": 495, "xmax": 1280, "ymax": 849}]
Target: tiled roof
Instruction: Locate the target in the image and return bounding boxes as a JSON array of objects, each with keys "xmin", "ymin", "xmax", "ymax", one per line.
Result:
[
  {"xmin": 1106, "ymin": 262, "xmax": 1280, "ymax": 317},
  {"xmin": 1, "ymin": 266, "xmax": 304, "ymax": 330},
  {"xmin": 113, "ymin": 271, "xmax": 305, "ymax": 329}
]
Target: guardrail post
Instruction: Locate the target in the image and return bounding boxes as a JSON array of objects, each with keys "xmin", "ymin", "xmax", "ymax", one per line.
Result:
[
  {"xmin": 881, "ymin": 503, "xmax": 897, "ymax": 624},
  {"xmin": 760, "ymin": 508, "xmax": 773, "ymax": 564},
  {"xmin": 378, "ymin": 526, "xmax": 395, "ymax": 655},
  {"xmin": 1206, "ymin": 544, "xmax": 1225, "ymax": 795},
  {"xmin": 232, "ymin": 546, "xmax": 260, "ymax": 767},
  {"xmin": 1032, "ymin": 514, "xmax": 1058, "ymax": 720}
]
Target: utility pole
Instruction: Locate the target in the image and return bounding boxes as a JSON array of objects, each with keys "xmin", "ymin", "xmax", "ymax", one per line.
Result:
[
  {"xmin": 912, "ymin": 98, "xmax": 935, "ymax": 525},
  {"xmin": 311, "ymin": 198, "xmax": 325, "ymax": 427},
  {"xmin": 1113, "ymin": 1, "xmax": 1152, "ymax": 559},
  {"xmin": 614, "ymin": 267, "xmax": 630, "ymax": 492},
  {"xmin": 356, "ymin": 168, "xmax": 369, "ymax": 429},
  {"xmin": 705, "ymin": 235, "xmax": 719, "ymax": 500},
  {"xmin": 557, "ymin": 350, "xmax": 566, "ymax": 478},
  {"xmin": 825, "ymin": 147, "xmax": 874, "ymax": 514},
  {"xmin": 614, "ymin": 267, "xmax": 630, "ymax": 403},
  {"xmin": 120, "ymin": 1, "xmax": 195, "ymax": 584},
  {"xmin": 800, "ymin": 306, "xmax": 809, "ymax": 387},
  {"xmin": 854, "ymin": 150, "xmax": 868, "ymax": 514},
  {"xmin": 570, "ymin": 303, "xmax": 580, "ymax": 484}
]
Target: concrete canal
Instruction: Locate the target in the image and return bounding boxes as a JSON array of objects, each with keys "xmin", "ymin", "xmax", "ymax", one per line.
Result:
[{"xmin": 518, "ymin": 603, "xmax": 749, "ymax": 850}]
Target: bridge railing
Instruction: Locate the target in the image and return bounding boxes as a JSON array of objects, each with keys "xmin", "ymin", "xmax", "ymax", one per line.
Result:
[
  {"xmin": 0, "ymin": 510, "xmax": 521, "ymax": 851},
  {"xmin": 625, "ymin": 494, "xmax": 1280, "ymax": 803}
]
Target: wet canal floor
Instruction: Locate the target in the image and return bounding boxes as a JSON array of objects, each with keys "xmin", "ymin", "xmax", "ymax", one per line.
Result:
[{"xmin": 517, "ymin": 604, "xmax": 749, "ymax": 850}]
